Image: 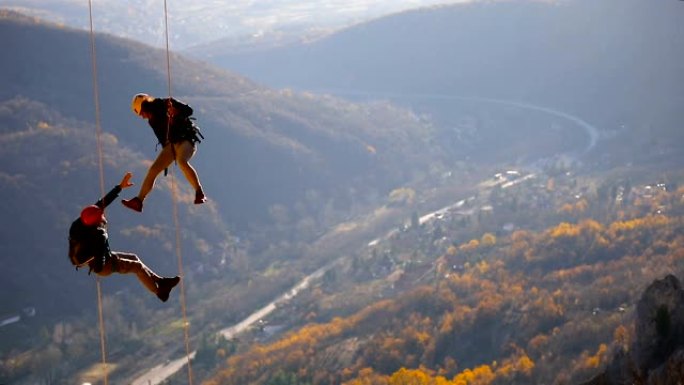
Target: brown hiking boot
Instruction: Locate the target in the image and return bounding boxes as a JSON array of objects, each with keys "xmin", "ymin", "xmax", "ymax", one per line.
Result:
[
  {"xmin": 194, "ymin": 190, "xmax": 206, "ymax": 204},
  {"xmin": 122, "ymin": 197, "xmax": 143, "ymax": 212},
  {"xmin": 156, "ymin": 276, "xmax": 181, "ymax": 302}
]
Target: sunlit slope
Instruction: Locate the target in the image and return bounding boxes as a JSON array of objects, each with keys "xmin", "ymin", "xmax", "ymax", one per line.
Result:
[{"xmin": 205, "ymin": 177, "xmax": 684, "ymax": 385}]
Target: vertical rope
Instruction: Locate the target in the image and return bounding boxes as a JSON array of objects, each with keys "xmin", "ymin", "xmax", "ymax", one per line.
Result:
[
  {"xmin": 95, "ymin": 278, "xmax": 108, "ymax": 385},
  {"xmin": 87, "ymin": 1, "xmax": 108, "ymax": 384},
  {"xmin": 163, "ymin": 2, "xmax": 194, "ymax": 383}
]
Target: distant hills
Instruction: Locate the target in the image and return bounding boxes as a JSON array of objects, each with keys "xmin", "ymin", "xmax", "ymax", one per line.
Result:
[
  {"xmin": 0, "ymin": 0, "xmax": 457, "ymax": 50},
  {"xmin": 193, "ymin": 0, "xmax": 684, "ymax": 155}
]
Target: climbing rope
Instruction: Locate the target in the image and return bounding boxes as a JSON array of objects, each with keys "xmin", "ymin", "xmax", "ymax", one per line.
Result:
[
  {"xmin": 86, "ymin": 2, "xmax": 193, "ymax": 384},
  {"xmin": 162, "ymin": 1, "xmax": 195, "ymax": 383},
  {"xmin": 87, "ymin": 0, "xmax": 109, "ymax": 384}
]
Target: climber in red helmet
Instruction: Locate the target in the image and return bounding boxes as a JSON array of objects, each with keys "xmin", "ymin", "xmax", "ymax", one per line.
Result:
[{"xmin": 68, "ymin": 172, "xmax": 180, "ymax": 302}]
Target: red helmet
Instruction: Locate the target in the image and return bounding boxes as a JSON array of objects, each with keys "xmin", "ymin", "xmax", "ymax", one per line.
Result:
[{"xmin": 80, "ymin": 205, "xmax": 105, "ymax": 226}]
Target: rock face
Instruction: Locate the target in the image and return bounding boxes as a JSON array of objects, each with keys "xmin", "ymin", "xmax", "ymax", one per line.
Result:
[
  {"xmin": 634, "ymin": 274, "xmax": 684, "ymax": 374},
  {"xmin": 581, "ymin": 274, "xmax": 684, "ymax": 385}
]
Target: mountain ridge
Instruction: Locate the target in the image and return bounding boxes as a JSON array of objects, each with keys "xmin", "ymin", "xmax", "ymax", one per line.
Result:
[{"xmin": 194, "ymin": 0, "xmax": 684, "ymax": 150}]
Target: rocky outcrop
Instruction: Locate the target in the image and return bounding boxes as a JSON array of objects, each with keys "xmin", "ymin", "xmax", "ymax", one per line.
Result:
[
  {"xmin": 581, "ymin": 274, "xmax": 684, "ymax": 385},
  {"xmin": 634, "ymin": 274, "xmax": 684, "ymax": 374}
]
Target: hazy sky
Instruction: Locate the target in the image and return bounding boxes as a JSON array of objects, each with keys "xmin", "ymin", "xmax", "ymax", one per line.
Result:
[{"xmin": 0, "ymin": 0, "xmax": 471, "ymax": 49}]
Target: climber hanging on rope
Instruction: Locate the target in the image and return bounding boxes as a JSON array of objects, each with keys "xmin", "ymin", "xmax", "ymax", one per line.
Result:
[
  {"xmin": 69, "ymin": 172, "xmax": 181, "ymax": 302},
  {"xmin": 122, "ymin": 93, "xmax": 206, "ymax": 213}
]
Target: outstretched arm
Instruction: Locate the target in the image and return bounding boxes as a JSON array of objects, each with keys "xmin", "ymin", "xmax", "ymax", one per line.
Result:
[
  {"xmin": 119, "ymin": 172, "xmax": 134, "ymax": 189},
  {"xmin": 95, "ymin": 172, "xmax": 135, "ymax": 209}
]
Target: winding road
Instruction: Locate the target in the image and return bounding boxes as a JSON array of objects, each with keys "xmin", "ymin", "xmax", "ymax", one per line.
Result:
[{"xmin": 312, "ymin": 89, "xmax": 600, "ymax": 154}]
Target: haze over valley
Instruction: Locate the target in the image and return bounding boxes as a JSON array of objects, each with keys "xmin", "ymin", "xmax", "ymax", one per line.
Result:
[{"xmin": 1, "ymin": 1, "xmax": 683, "ymax": 384}]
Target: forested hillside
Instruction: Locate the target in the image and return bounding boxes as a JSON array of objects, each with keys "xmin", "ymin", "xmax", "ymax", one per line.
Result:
[
  {"xmin": 0, "ymin": 10, "xmax": 457, "ymax": 383},
  {"xmin": 202, "ymin": 169, "xmax": 684, "ymax": 385}
]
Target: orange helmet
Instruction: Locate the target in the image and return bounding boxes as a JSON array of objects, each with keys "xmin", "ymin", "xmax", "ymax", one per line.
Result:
[
  {"xmin": 80, "ymin": 205, "xmax": 104, "ymax": 226},
  {"xmin": 131, "ymin": 93, "xmax": 153, "ymax": 116}
]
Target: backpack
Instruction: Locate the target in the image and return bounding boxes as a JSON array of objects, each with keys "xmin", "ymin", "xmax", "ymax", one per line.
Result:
[
  {"xmin": 68, "ymin": 219, "xmax": 92, "ymax": 268},
  {"xmin": 185, "ymin": 117, "xmax": 205, "ymax": 144},
  {"xmin": 68, "ymin": 219, "xmax": 108, "ymax": 270}
]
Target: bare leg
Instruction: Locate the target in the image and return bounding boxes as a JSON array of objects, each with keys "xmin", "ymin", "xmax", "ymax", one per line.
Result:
[
  {"xmin": 174, "ymin": 141, "xmax": 203, "ymax": 192},
  {"xmin": 138, "ymin": 145, "xmax": 175, "ymax": 201},
  {"xmin": 97, "ymin": 251, "xmax": 161, "ymax": 295}
]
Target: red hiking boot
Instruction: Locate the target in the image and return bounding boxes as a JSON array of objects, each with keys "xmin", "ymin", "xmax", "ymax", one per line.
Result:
[
  {"xmin": 122, "ymin": 197, "xmax": 143, "ymax": 212},
  {"xmin": 194, "ymin": 190, "xmax": 207, "ymax": 204},
  {"xmin": 156, "ymin": 276, "xmax": 181, "ymax": 302}
]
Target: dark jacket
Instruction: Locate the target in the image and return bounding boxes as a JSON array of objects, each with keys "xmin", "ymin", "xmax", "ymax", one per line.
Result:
[
  {"xmin": 68, "ymin": 185, "xmax": 121, "ymax": 272},
  {"xmin": 142, "ymin": 97, "xmax": 194, "ymax": 146}
]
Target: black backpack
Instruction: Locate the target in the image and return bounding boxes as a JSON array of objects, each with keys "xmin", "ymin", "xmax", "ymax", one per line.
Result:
[
  {"xmin": 185, "ymin": 117, "xmax": 204, "ymax": 144},
  {"xmin": 68, "ymin": 219, "xmax": 108, "ymax": 269},
  {"xmin": 167, "ymin": 116, "xmax": 204, "ymax": 145}
]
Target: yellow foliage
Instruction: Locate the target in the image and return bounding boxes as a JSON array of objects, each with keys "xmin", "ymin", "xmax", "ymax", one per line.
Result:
[
  {"xmin": 476, "ymin": 261, "xmax": 490, "ymax": 274},
  {"xmin": 477, "ymin": 292, "xmax": 504, "ymax": 315},
  {"xmin": 585, "ymin": 355, "xmax": 600, "ymax": 369},
  {"xmin": 578, "ymin": 343, "xmax": 609, "ymax": 370},
  {"xmin": 344, "ymin": 367, "xmax": 389, "ymax": 385},
  {"xmin": 204, "ymin": 196, "xmax": 684, "ymax": 385},
  {"xmin": 389, "ymin": 368, "xmax": 431, "ymax": 385},
  {"xmin": 481, "ymin": 233, "xmax": 496, "ymax": 246},
  {"xmin": 452, "ymin": 364, "xmax": 495, "ymax": 385},
  {"xmin": 508, "ymin": 284, "xmax": 524, "ymax": 297},
  {"xmin": 389, "ymin": 187, "xmax": 416, "ymax": 205},
  {"xmin": 528, "ymin": 334, "xmax": 549, "ymax": 352},
  {"xmin": 216, "ymin": 348, "xmax": 226, "ymax": 359},
  {"xmin": 608, "ymin": 215, "xmax": 670, "ymax": 236},
  {"xmin": 559, "ymin": 203, "xmax": 574, "ymax": 214},
  {"xmin": 550, "ymin": 222, "xmax": 580, "ymax": 238},
  {"xmin": 576, "ymin": 199, "xmax": 588, "ymax": 213},
  {"xmin": 514, "ymin": 355, "xmax": 535, "ymax": 375},
  {"xmin": 581, "ymin": 219, "xmax": 603, "ymax": 233},
  {"xmin": 560, "ymin": 199, "xmax": 589, "ymax": 215},
  {"xmin": 460, "ymin": 239, "xmax": 480, "ymax": 252},
  {"xmin": 613, "ymin": 325, "xmax": 629, "ymax": 348}
]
